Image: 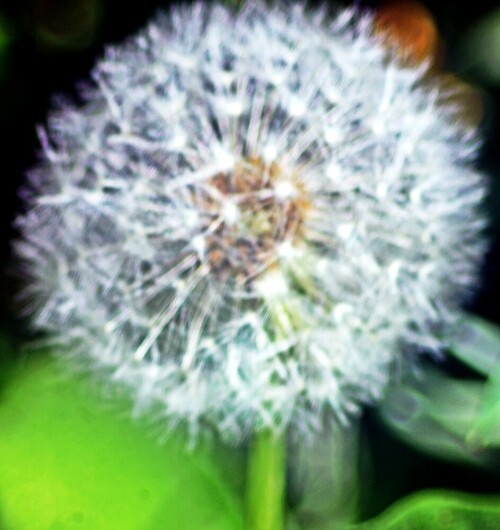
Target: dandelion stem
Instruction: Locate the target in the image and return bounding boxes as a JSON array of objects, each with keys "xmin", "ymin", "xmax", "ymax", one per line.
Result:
[{"xmin": 245, "ymin": 428, "xmax": 286, "ymax": 530}]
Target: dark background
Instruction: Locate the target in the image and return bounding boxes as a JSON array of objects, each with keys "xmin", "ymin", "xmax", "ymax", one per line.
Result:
[{"xmin": 1, "ymin": 0, "xmax": 500, "ymax": 520}]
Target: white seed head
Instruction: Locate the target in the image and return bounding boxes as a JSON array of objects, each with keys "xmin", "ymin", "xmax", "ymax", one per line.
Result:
[{"xmin": 15, "ymin": 1, "xmax": 487, "ymax": 441}]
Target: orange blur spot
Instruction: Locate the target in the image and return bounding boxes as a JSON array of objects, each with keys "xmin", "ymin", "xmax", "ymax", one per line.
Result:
[
  {"xmin": 375, "ymin": 1, "xmax": 439, "ymax": 64},
  {"xmin": 437, "ymin": 74, "xmax": 484, "ymax": 129}
]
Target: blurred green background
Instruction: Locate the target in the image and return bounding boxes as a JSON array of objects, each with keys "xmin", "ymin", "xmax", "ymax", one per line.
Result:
[{"xmin": 2, "ymin": 1, "xmax": 500, "ymax": 529}]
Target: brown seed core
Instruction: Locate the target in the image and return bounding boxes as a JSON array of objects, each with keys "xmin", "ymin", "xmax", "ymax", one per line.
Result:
[{"xmin": 192, "ymin": 156, "xmax": 309, "ymax": 285}]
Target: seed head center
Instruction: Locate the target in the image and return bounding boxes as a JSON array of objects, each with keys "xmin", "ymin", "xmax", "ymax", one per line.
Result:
[{"xmin": 195, "ymin": 156, "xmax": 308, "ymax": 284}]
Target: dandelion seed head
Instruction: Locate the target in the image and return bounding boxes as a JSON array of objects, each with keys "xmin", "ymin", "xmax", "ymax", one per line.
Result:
[{"xmin": 15, "ymin": 1, "xmax": 487, "ymax": 440}]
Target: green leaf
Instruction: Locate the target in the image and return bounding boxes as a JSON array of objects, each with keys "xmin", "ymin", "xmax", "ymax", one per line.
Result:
[
  {"xmin": 443, "ymin": 314, "xmax": 500, "ymax": 447},
  {"xmin": 469, "ymin": 362, "xmax": 500, "ymax": 447},
  {"xmin": 0, "ymin": 353, "xmax": 244, "ymax": 530},
  {"xmin": 446, "ymin": 313, "xmax": 500, "ymax": 376},
  {"xmin": 377, "ymin": 366, "xmax": 493, "ymax": 466},
  {"xmin": 379, "ymin": 310, "xmax": 500, "ymax": 459},
  {"xmin": 347, "ymin": 490, "xmax": 500, "ymax": 530}
]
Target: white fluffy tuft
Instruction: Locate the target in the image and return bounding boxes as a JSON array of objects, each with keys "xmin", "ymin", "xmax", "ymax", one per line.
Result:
[{"xmin": 16, "ymin": 1, "xmax": 487, "ymax": 441}]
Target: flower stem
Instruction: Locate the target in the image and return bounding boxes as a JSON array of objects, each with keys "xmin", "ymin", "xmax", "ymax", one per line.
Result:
[{"xmin": 245, "ymin": 429, "xmax": 286, "ymax": 530}]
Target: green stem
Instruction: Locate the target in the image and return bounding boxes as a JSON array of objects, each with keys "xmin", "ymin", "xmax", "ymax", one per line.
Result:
[{"xmin": 245, "ymin": 429, "xmax": 286, "ymax": 530}]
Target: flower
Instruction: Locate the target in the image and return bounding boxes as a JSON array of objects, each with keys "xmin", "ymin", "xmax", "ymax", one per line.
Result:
[{"xmin": 15, "ymin": 1, "xmax": 486, "ymax": 441}]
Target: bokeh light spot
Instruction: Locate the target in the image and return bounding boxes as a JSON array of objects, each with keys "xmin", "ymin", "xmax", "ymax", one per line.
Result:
[
  {"xmin": 34, "ymin": 0, "xmax": 102, "ymax": 51},
  {"xmin": 375, "ymin": 1, "xmax": 439, "ymax": 65}
]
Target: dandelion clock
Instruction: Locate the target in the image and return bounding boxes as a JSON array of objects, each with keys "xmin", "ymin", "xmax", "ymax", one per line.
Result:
[{"xmin": 15, "ymin": 2, "xmax": 487, "ymax": 529}]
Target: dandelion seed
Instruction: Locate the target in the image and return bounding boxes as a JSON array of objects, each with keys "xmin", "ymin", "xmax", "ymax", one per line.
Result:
[{"xmin": 15, "ymin": 1, "xmax": 487, "ymax": 441}]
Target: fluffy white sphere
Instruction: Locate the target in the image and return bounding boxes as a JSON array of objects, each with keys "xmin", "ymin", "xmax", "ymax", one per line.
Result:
[{"xmin": 16, "ymin": 1, "xmax": 486, "ymax": 440}]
